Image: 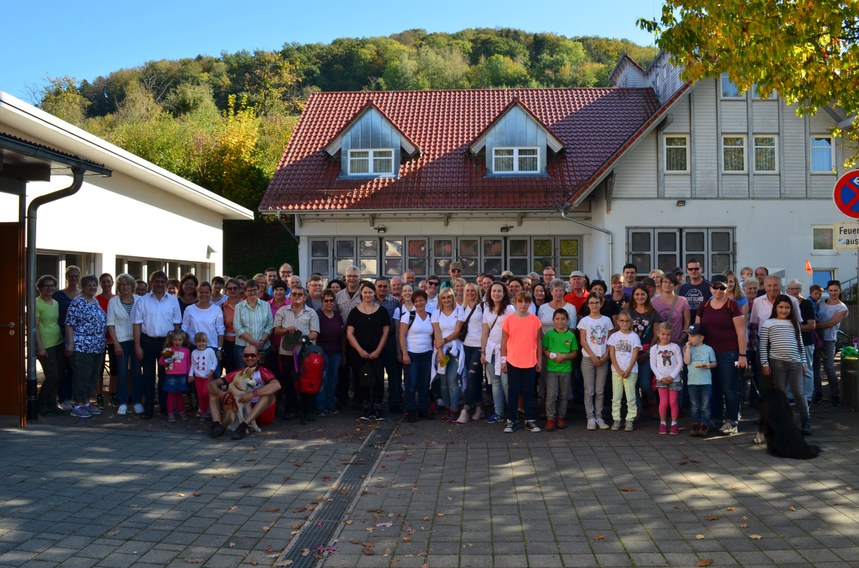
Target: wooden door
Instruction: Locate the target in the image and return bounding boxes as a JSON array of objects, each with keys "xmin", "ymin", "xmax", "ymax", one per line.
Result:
[{"xmin": 0, "ymin": 222, "xmax": 25, "ymax": 425}]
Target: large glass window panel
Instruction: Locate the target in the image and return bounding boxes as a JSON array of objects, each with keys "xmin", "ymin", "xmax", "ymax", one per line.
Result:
[
  {"xmin": 723, "ymin": 136, "xmax": 745, "ymax": 171},
  {"xmin": 384, "ymin": 239, "xmax": 403, "ymax": 257},
  {"xmin": 433, "ymin": 239, "xmax": 452, "ymax": 258},
  {"xmin": 685, "ymin": 232, "xmax": 705, "ymax": 252},
  {"xmin": 336, "ymin": 259, "xmax": 354, "ymax": 276},
  {"xmin": 461, "ymin": 258, "xmax": 478, "ymax": 276},
  {"xmin": 483, "ymin": 258, "xmax": 503, "ymax": 275},
  {"xmin": 711, "ymin": 231, "xmax": 732, "ymax": 251},
  {"xmin": 408, "ymin": 239, "xmax": 427, "ymax": 258},
  {"xmin": 533, "ymin": 239, "xmax": 552, "ymax": 257},
  {"xmin": 519, "ymin": 148, "xmax": 538, "ymax": 172},
  {"xmin": 336, "ymin": 240, "xmax": 354, "ymax": 258},
  {"xmin": 459, "ymin": 239, "xmax": 479, "ymax": 257},
  {"xmin": 509, "ymin": 239, "xmax": 529, "ymax": 257},
  {"xmin": 493, "ymin": 148, "xmax": 514, "ymax": 172},
  {"xmin": 359, "ymin": 239, "xmax": 378, "ymax": 257},
  {"xmin": 559, "ymin": 258, "xmax": 578, "ymax": 276},
  {"xmin": 754, "ymin": 136, "xmax": 777, "ymax": 172},
  {"xmin": 665, "ymin": 136, "xmax": 688, "ymax": 172},
  {"xmin": 483, "ymin": 239, "xmax": 502, "ymax": 257},
  {"xmin": 408, "ymin": 258, "xmax": 427, "ymax": 276},
  {"xmin": 631, "ymin": 253, "xmax": 651, "ymax": 272},
  {"xmin": 510, "ymin": 259, "xmax": 529, "ymax": 275},
  {"xmin": 360, "ymin": 260, "xmax": 377, "ymax": 276},
  {"xmin": 311, "ymin": 259, "xmax": 328, "ymax": 276},
  {"xmin": 311, "ymin": 240, "xmax": 329, "ymax": 257},
  {"xmin": 349, "ymin": 150, "xmax": 369, "ymax": 174},
  {"xmin": 630, "ymin": 231, "xmax": 651, "ymax": 252},
  {"xmin": 384, "ymin": 259, "xmax": 402, "ymax": 276},
  {"xmin": 657, "ymin": 232, "xmax": 677, "ymax": 252},
  {"xmin": 720, "ymin": 73, "xmax": 742, "ymax": 98},
  {"xmin": 559, "ymin": 239, "xmax": 578, "ymax": 257}
]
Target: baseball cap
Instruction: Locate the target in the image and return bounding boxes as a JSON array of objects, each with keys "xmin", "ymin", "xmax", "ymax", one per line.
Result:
[
  {"xmin": 569, "ymin": 270, "xmax": 585, "ymax": 278},
  {"xmin": 687, "ymin": 323, "xmax": 705, "ymax": 337}
]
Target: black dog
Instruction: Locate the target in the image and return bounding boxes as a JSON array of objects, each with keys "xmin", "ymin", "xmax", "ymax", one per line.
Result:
[{"xmin": 757, "ymin": 388, "xmax": 820, "ymax": 460}]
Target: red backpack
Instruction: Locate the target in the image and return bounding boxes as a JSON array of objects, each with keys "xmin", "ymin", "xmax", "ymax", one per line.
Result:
[{"xmin": 296, "ymin": 343, "xmax": 325, "ymax": 395}]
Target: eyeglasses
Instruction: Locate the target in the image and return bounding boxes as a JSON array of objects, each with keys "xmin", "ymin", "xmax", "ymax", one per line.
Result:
[
  {"xmin": 711, "ymin": 285, "xmax": 727, "ymax": 291},
  {"xmin": 427, "ymin": 282, "xmax": 439, "ymax": 287},
  {"xmin": 687, "ymin": 267, "xmax": 701, "ymax": 271},
  {"xmin": 242, "ymin": 354, "xmax": 258, "ymax": 359},
  {"xmin": 323, "ymin": 298, "xmax": 336, "ymax": 303},
  {"xmin": 291, "ymin": 293, "xmax": 305, "ymax": 298},
  {"xmin": 450, "ymin": 269, "xmax": 462, "ymax": 273}
]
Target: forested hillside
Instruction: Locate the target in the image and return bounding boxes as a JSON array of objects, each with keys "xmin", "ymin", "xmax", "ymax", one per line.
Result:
[{"xmin": 37, "ymin": 29, "xmax": 656, "ymax": 274}]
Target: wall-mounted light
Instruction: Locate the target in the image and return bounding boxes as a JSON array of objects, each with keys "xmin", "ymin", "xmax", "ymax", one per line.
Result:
[
  {"xmin": 375, "ymin": 225, "xmax": 387, "ymax": 234},
  {"xmin": 500, "ymin": 225, "xmax": 512, "ymax": 233},
  {"xmin": 676, "ymin": 200, "xmax": 686, "ymax": 207}
]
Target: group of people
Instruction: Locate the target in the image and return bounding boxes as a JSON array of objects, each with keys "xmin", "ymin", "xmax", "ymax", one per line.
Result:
[{"xmin": 33, "ymin": 259, "xmax": 848, "ymax": 440}]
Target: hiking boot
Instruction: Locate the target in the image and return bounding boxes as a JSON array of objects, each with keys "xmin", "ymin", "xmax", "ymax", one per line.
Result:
[
  {"xmin": 210, "ymin": 422, "xmax": 224, "ymax": 438},
  {"xmin": 232, "ymin": 422, "xmax": 248, "ymax": 440}
]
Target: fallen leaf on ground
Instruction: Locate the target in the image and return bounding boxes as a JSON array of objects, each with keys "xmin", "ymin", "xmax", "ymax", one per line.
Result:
[
  {"xmin": 705, "ymin": 516, "xmax": 719, "ymax": 521},
  {"xmin": 403, "ymin": 537, "xmax": 412, "ymax": 542},
  {"xmin": 362, "ymin": 544, "xmax": 375, "ymax": 555},
  {"xmin": 749, "ymin": 534, "xmax": 762, "ymax": 540},
  {"xmin": 696, "ymin": 534, "xmax": 705, "ymax": 540},
  {"xmin": 739, "ymin": 524, "xmax": 748, "ymax": 529},
  {"xmin": 593, "ymin": 536, "xmax": 605, "ymax": 541},
  {"xmin": 292, "ymin": 523, "xmax": 304, "ymax": 530},
  {"xmin": 696, "ymin": 560, "xmax": 714, "ymax": 567},
  {"xmin": 730, "ymin": 484, "xmax": 739, "ymax": 490},
  {"xmin": 228, "ymin": 506, "xmax": 239, "ymax": 511},
  {"xmin": 788, "ymin": 507, "xmax": 797, "ymax": 512},
  {"xmin": 192, "ymin": 491, "xmax": 201, "ymax": 497},
  {"xmin": 726, "ymin": 507, "xmax": 736, "ymax": 511},
  {"xmin": 185, "ymin": 558, "xmax": 204, "ymax": 564},
  {"xmin": 345, "ymin": 520, "xmax": 353, "ymax": 525},
  {"xmin": 436, "ymin": 513, "xmax": 445, "ymax": 517},
  {"xmin": 301, "ymin": 548, "xmax": 310, "ymax": 556},
  {"xmin": 620, "ymin": 487, "xmax": 636, "ymax": 492},
  {"xmin": 273, "ymin": 560, "xmax": 293, "ymax": 567},
  {"xmin": 422, "ymin": 516, "xmax": 430, "ymax": 521},
  {"xmin": 177, "ymin": 493, "xmax": 186, "ymax": 497},
  {"xmin": 262, "ymin": 526, "xmax": 270, "ymax": 533},
  {"xmin": 376, "ymin": 522, "xmax": 393, "ymax": 528},
  {"xmin": 228, "ymin": 542, "xmax": 236, "ymax": 548}
]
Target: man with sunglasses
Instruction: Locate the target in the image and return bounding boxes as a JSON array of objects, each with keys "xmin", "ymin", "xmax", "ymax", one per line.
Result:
[
  {"xmin": 678, "ymin": 260, "xmax": 710, "ymax": 323},
  {"xmin": 208, "ymin": 345, "xmax": 281, "ymax": 440},
  {"xmin": 425, "ymin": 276, "xmax": 441, "ymax": 313}
]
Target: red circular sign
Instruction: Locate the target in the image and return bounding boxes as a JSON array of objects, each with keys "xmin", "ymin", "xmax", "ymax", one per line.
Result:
[{"xmin": 834, "ymin": 170, "xmax": 859, "ymax": 218}]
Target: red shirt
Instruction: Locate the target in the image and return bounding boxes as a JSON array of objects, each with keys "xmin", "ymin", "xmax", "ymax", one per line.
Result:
[{"xmin": 564, "ymin": 289, "xmax": 590, "ymax": 313}]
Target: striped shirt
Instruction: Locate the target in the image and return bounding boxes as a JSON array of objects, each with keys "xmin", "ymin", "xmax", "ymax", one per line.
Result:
[
  {"xmin": 759, "ymin": 318, "xmax": 804, "ymax": 366},
  {"xmin": 234, "ymin": 299, "xmax": 273, "ymax": 349}
]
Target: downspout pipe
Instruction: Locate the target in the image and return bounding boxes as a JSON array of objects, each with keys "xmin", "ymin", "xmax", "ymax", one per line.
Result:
[
  {"xmin": 26, "ymin": 167, "xmax": 85, "ymax": 421},
  {"xmin": 559, "ymin": 208, "xmax": 614, "ymax": 279}
]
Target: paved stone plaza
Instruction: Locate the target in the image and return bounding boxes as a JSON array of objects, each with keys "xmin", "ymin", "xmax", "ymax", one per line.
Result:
[{"xmin": 1, "ymin": 407, "xmax": 857, "ymax": 567}]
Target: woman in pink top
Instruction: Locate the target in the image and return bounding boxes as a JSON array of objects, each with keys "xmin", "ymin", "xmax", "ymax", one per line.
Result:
[{"xmin": 501, "ymin": 291, "xmax": 543, "ymax": 433}]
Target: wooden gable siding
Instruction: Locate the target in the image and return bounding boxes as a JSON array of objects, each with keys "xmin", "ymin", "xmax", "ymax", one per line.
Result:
[
  {"xmin": 482, "ymin": 106, "xmax": 549, "ymax": 173},
  {"xmin": 339, "ymin": 108, "xmax": 403, "ymax": 176}
]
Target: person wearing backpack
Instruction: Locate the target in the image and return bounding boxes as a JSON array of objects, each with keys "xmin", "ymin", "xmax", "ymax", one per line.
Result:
[{"xmin": 273, "ymin": 287, "xmax": 320, "ymax": 422}]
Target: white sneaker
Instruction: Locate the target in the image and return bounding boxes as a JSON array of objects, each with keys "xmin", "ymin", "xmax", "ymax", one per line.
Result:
[
  {"xmin": 525, "ymin": 420, "xmax": 542, "ymax": 433},
  {"xmin": 597, "ymin": 418, "xmax": 610, "ymax": 430},
  {"xmin": 133, "ymin": 403, "xmax": 144, "ymax": 414},
  {"xmin": 611, "ymin": 421, "xmax": 621, "ymax": 431},
  {"xmin": 117, "ymin": 404, "xmax": 128, "ymax": 416},
  {"xmin": 719, "ymin": 420, "xmax": 737, "ymax": 435},
  {"xmin": 625, "ymin": 420, "xmax": 634, "ymax": 432},
  {"xmin": 456, "ymin": 409, "xmax": 470, "ymax": 424},
  {"xmin": 587, "ymin": 418, "xmax": 597, "ymax": 431},
  {"xmin": 503, "ymin": 420, "xmax": 516, "ymax": 433}
]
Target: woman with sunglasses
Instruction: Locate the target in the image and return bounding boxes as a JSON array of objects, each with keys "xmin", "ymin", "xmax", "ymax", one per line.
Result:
[
  {"xmin": 695, "ymin": 274, "xmax": 747, "ymax": 435},
  {"xmin": 316, "ymin": 289, "xmax": 344, "ymax": 415},
  {"xmin": 221, "ymin": 278, "xmax": 243, "ymax": 373}
]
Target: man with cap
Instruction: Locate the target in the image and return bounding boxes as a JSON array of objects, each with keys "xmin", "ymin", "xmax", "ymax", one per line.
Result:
[{"xmin": 563, "ymin": 271, "xmax": 590, "ymax": 313}]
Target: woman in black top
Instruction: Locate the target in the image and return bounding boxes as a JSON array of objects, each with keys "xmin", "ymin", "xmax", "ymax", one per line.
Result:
[{"xmin": 346, "ymin": 281, "xmax": 390, "ymax": 420}]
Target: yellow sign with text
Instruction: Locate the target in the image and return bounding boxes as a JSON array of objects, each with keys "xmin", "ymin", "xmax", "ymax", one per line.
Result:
[{"xmin": 834, "ymin": 222, "xmax": 859, "ymax": 249}]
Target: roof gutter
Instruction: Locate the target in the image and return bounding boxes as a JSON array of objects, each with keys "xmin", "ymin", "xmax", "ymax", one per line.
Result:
[
  {"xmin": 559, "ymin": 207, "xmax": 613, "ymax": 278},
  {"xmin": 25, "ymin": 167, "xmax": 85, "ymax": 421}
]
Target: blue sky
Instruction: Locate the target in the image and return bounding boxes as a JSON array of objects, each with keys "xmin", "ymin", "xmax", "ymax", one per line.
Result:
[{"xmin": 1, "ymin": 0, "xmax": 662, "ymax": 102}]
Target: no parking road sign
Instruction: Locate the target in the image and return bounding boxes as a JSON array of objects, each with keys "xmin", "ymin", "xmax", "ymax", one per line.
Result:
[{"xmin": 834, "ymin": 170, "xmax": 859, "ymax": 218}]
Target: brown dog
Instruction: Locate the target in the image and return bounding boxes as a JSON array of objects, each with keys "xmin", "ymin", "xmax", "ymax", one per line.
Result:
[{"xmin": 222, "ymin": 368, "xmax": 262, "ymax": 433}]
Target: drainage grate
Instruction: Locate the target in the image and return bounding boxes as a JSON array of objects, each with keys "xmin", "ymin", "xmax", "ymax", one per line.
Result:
[{"xmin": 276, "ymin": 417, "xmax": 397, "ymax": 567}]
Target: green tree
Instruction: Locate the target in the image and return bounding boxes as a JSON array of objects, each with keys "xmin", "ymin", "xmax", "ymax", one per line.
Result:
[
  {"xmin": 472, "ymin": 54, "xmax": 533, "ymax": 88},
  {"xmin": 39, "ymin": 77, "xmax": 89, "ymax": 126},
  {"xmin": 638, "ymin": 1, "xmax": 859, "ymax": 119}
]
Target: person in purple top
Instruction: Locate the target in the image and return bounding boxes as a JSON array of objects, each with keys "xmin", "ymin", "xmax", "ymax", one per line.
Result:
[{"xmin": 316, "ymin": 289, "xmax": 344, "ymax": 414}]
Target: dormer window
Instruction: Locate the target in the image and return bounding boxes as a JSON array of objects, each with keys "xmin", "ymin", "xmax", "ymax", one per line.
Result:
[
  {"xmin": 348, "ymin": 148, "xmax": 394, "ymax": 176},
  {"xmin": 493, "ymin": 147, "xmax": 539, "ymax": 174}
]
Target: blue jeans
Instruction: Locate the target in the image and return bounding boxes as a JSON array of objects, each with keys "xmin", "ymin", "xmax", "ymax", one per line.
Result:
[
  {"xmin": 486, "ymin": 353, "xmax": 508, "ymax": 418},
  {"xmin": 115, "ymin": 340, "xmax": 142, "ymax": 405},
  {"xmin": 688, "ymin": 384, "xmax": 712, "ymax": 426},
  {"xmin": 463, "ymin": 346, "xmax": 484, "ymax": 409},
  {"xmin": 141, "ymin": 334, "xmax": 167, "ymax": 418},
  {"xmin": 405, "ymin": 351, "xmax": 432, "ymax": 414},
  {"xmin": 317, "ymin": 353, "xmax": 341, "ymax": 411},
  {"xmin": 821, "ymin": 340, "xmax": 839, "ymax": 399},
  {"xmin": 710, "ymin": 351, "xmax": 740, "ymax": 424},
  {"xmin": 636, "ymin": 358, "xmax": 655, "ymax": 410},
  {"xmin": 439, "ymin": 354, "xmax": 461, "ymax": 411},
  {"xmin": 802, "ymin": 345, "xmax": 814, "ymax": 403},
  {"xmin": 507, "ymin": 364, "xmax": 536, "ymax": 422}
]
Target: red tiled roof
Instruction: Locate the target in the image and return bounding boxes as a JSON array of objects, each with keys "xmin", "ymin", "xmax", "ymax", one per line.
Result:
[{"xmin": 261, "ymin": 88, "xmax": 660, "ymax": 212}]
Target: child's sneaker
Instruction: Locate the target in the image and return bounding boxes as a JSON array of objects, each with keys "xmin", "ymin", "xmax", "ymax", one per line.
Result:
[
  {"xmin": 586, "ymin": 418, "xmax": 597, "ymax": 431},
  {"xmin": 167, "ymin": 413, "xmax": 176, "ymax": 423},
  {"xmin": 596, "ymin": 418, "xmax": 610, "ymax": 430},
  {"xmin": 525, "ymin": 420, "xmax": 541, "ymax": 433},
  {"xmin": 625, "ymin": 420, "xmax": 634, "ymax": 432},
  {"xmin": 485, "ymin": 413, "xmax": 501, "ymax": 424},
  {"xmin": 545, "ymin": 419, "xmax": 556, "ymax": 432},
  {"xmin": 669, "ymin": 423, "xmax": 680, "ymax": 435},
  {"xmin": 556, "ymin": 418, "xmax": 568, "ymax": 430},
  {"xmin": 503, "ymin": 420, "xmax": 516, "ymax": 433},
  {"xmin": 658, "ymin": 423, "xmax": 668, "ymax": 435},
  {"xmin": 611, "ymin": 421, "xmax": 621, "ymax": 431}
]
